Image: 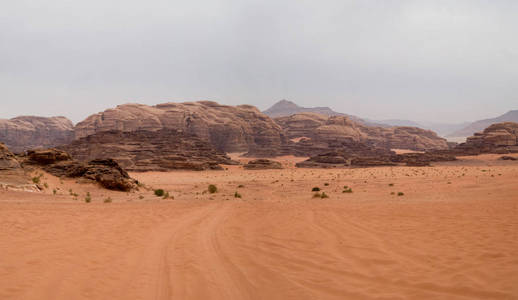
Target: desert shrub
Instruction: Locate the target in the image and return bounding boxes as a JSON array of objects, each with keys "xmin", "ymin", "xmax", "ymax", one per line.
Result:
[
  {"xmin": 388, "ymin": 183, "xmax": 394, "ymax": 187},
  {"xmin": 321, "ymin": 192, "xmax": 329, "ymax": 198},
  {"xmin": 43, "ymin": 182, "xmax": 49, "ymax": 189},
  {"xmin": 32, "ymin": 176, "xmax": 40, "ymax": 184},
  {"xmin": 397, "ymin": 192, "xmax": 404, "ymax": 196},
  {"xmin": 238, "ymin": 184, "xmax": 244, "ymax": 188},
  {"xmin": 324, "ymin": 183, "xmax": 329, "ymax": 186},
  {"xmin": 342, "ymin": 188, "xmax": 353, "ymax": 193},
  {"xmin": 154, "ymin": 189, "xmax": 165, "ymax": 197},
  {"xmin": 85, "ymin": 192, "xmax": 91, "ymax": 203},
  {"xmin": 163, "ymin": 192, "xmax": 170, "ymax": 199},
  {"xmin": 53, "ymin": 189, "xmax": 57, "ymax": 195},
  {"xmin": 312, "ymin": 187, "xmax": 321, "ymax": 192},
  {"xmin": 139, "ymin": 195, "xmax": 144, "ymax": 200},
  {"xmin": 234, "ymin": 191, "xmax": 242, "ymax": 198},
  {"xmin": 208, "ymin": 184, "xmax": 218, "ymax": 194}
]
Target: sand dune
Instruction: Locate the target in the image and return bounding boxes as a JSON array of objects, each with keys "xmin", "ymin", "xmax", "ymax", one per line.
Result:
[{"xmin": 1, "ymin": 154, "xmax": 517, "ymax": 299}]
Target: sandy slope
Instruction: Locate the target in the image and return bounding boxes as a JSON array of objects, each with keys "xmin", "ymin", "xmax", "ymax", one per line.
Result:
[{"xmin": 1, "ymin": 154, "xmax": 518, "ymax": 300}]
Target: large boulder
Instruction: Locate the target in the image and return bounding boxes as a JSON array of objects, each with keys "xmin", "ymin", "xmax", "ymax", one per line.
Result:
[
  {"xmin": 0, "ymin": 116, "xmax": 74, "ymax": 153},
  {"xmin": 74, "ymin": 101, "xmax": 285, "ymax": 154},
  {"xmin": 20, "ymin": 149, "xmax": 136, "ymax": 191},
  {"xmin": 60, "ymin": 129, "xmax": 238, "ymax": 171}
]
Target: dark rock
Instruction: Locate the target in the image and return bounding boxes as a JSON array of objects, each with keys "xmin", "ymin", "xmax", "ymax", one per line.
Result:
[
  {"xmin": 500, "ymin": 156, "xmax": 517, "ymax": 161},
  {"xmin": 244, "ymin": 159, "xmax": 283, "ymax": 170}
]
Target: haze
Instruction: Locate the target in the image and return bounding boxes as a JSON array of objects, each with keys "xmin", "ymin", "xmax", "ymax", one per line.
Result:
[{"xmin": 1, "ymin": 0, "xmax": 517, "ymax": 123}]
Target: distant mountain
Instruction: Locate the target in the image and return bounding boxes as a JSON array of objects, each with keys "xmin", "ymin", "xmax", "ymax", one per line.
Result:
[
  {"xmin": 263, "ymin": 99, "xmax": 346, "ymax": 118},
  {"xmin": 376, "ymin": 119, "xmax": 422, "ymax": 127},
  {"xmin": 447, "ymin": 110, "xmax": 518, "ymax": 138},
  {"xmin": 263, "ymin": 100, "xmax": 375, "ymax": 125}
]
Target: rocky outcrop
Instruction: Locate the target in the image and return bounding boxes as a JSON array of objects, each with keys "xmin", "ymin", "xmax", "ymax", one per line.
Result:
[
  {"xmin": 296, "ymin": 151, "xmax": 456, "ymax": 168},
  {"xmin": 244, "ymin": 159, "xmax": 283, "ymax": 170},
  {"xmin": 61, "ymin": 129, "xmax": 238, "ymax": 171},
  {"xmin": 275, "ymin": 113, "xmax": 449, "ymax": 152},
  {"xmin": 454, "ymin": 122, "xmax": 518, "ymax": 155},
  {"xmin": 0, "ymin": 116, "xmax": 74, "ymax": 153},
  {"xmin": 0, "ymin": 143, "xmax": 21, "ymax": 170},
  {"xmin": 20, "ymin": 149, "xmax": 137, "ymax": 191},
  {"xmin": 74, "ymin": 101, "xmax": 285, "ymax": 154},
  {"xmin": 500, "ymin": 156, "xmax": 517, "ymax": 161}
]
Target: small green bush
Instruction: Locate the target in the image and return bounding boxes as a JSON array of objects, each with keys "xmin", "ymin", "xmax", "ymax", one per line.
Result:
[
  {"xmin": 312, "ymin": 187, "xmax": 321, "ymax": 192},
  {"xmin": 32, "ymin": 176, "xmax": 40, "ymax": 184},
  {"xmin": 53, "ymin": 189, "xmax": 57, "ymax": 195},
  {"xmin": 208, "ymin": 184, "xmax": 218, "ymax": 194},
  {"xmin": 154, "ymin": 189, "xmax": 165, "ymax": 197}
]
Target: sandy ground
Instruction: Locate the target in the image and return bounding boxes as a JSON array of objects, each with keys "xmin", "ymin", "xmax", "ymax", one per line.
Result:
[{"xmin": 1, "ymin": 154, "xmax": 518, "ymax": 300}]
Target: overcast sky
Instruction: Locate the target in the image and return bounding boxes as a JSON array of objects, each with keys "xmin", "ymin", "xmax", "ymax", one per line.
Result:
[{"xmin": 1, "ymin": 0, "xmax": 517, "ymax": 124}]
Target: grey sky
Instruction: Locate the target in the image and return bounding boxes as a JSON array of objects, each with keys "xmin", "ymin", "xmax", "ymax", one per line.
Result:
[{"xmin": 1, "ymin": 0, "xmax": 517, "ymax": 124}]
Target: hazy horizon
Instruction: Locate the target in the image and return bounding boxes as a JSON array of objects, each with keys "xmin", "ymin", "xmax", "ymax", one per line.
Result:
[{"xmin": 1, "ymin": 1, "xmax": 517, "ymax": 124}]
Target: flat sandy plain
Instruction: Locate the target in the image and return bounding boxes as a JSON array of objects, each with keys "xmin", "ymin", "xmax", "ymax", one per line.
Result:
[{"xmin": 1, "ymin": 154, "xmax": 517, "ymax": 300}]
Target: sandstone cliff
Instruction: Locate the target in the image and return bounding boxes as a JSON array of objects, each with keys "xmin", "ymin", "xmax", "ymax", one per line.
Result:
[
  {"xmin": 454, "ymin": 122, "xmax": 518, "ymax": 154},
  {"xmin": 0, "ymin": 116, "xmax": 74, "ymax": 153},
  {"xmin": 74, "ymin": 101, "xmax": 285, "ymax": 154},
  {"xmin": 275, "ymin": 113, "xmax": 449, "ymax": 152},
  {"xmin": 61, "ymin": 129, "xmax": 238, "ymax": 171}
]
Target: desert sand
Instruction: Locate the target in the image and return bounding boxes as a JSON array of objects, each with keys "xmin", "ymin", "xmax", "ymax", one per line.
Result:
[{"xmin": 1, "ymin": 154, "xmax": 517, "ymax": 300}]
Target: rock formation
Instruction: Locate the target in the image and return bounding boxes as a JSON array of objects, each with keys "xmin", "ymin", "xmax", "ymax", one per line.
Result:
[
  {"xmin": 0, "ymin": 143, "xmax": 21, "ymax": 170},
  {"xmin": 296, "ymin": 151, "xmax": 456, "ymax": 168},
  {"xmin": 74, "ymin": 101, "xmax": 285, "ymax": 154},
  {"xmin": 244, "ymin": 159, "xmax": 283, "ymax": 170},
  {"xmin": 454, "ymin": 122, "xmax": 518, "ymax": 155},
  {"xmin": 0, "ymin": 116, "xmax": 74, "ymax": 153},
  {"xmin": 61, "ymin": 129, "xmax": 238, "ymax": 171},
  {"xmin": 275, "ymin": 113, "xmax": 449, "ymax": 152},
  {"xmin": 20, "ymin": 149, "xmax": 137, "ymax": 191}
]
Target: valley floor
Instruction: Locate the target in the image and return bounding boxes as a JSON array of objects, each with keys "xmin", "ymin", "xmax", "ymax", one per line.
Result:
[{"xmin": 1, "ymin": 154, "xmax": 518, "ymax": 300}]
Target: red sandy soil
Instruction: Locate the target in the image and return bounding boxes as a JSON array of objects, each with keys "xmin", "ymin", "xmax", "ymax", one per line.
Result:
[{"xmin": 1, "ymin": 154, "xmax": 517, "ymax": 300}]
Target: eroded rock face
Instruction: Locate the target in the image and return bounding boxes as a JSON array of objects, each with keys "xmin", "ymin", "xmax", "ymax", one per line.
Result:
[
  {"xmin": 0, "ymin": 116, "xmax": 74, "ymax": 153},
  {"xmin": 275, "ymin": 113, "xmax": 449, "ymax": 152},
  {"xmin": 61, "ymin": 129, "xmax": 238, "ymax": 171},
  {"xmin": 244, "ymin": 159, "xmax": 283, "ymax": 170},
  {"xmin": 454, "ymin": 122, "xmax": 518, "ymax": 155},
  {"xmin": 74, "ymin": 101, "xmax": 285, "ymax": 154},
  {"xmin": 20, "ymin": 149, "xmax": 136, "ymax": 191}
]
